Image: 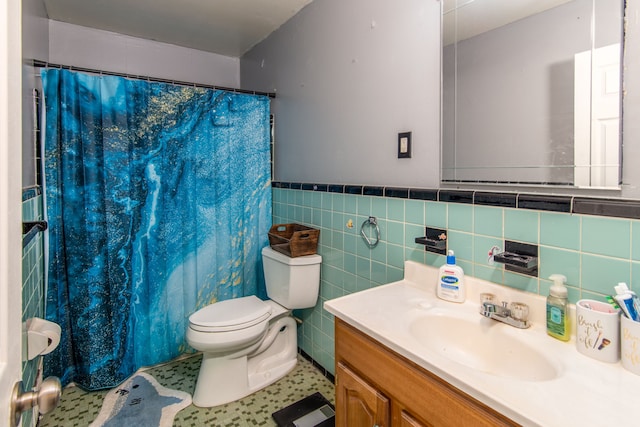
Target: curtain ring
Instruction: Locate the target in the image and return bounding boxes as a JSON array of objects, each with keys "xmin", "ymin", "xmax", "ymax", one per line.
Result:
[{"xmin": 360, "ymin": 216, "xmax": 381, "ymax": 248}]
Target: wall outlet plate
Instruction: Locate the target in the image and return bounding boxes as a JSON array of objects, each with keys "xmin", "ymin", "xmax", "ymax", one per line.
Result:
[{"xmin": 398, "ymin": 131, "xmax": 411, "ymax": 158}]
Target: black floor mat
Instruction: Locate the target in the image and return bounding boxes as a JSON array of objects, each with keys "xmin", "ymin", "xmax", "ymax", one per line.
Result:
[{"xmin": 272, "ymin": 392, "xmax": 335, "ymax": 427}]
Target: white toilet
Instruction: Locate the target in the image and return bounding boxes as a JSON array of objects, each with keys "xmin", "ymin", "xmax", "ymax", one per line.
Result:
[{"xmin": 186, "ymin": 246, "xmax": 322, "ymax": 407}]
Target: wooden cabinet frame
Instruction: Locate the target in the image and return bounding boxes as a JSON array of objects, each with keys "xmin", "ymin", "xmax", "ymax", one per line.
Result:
[{"xmin": 334, "ymin": 318, "xmax": 519, "ymax": 427}]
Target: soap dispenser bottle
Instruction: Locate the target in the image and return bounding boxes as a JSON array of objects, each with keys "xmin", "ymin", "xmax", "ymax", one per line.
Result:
[
  {"xmin": 547, "ymin": 274, "xmax": 569, "ymax": 341},
  {"xmin": 437, "ymin": 250, "xmax": 465, "ymax": 303}
]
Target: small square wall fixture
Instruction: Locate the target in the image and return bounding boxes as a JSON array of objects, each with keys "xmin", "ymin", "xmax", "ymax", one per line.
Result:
[
  {"xmin": 415, "ymin": 227, "xmax": 447, "ymax": 255},
  {"xmin": 398, "ymin": 131, "xmax": 411, "ymax": 158}
]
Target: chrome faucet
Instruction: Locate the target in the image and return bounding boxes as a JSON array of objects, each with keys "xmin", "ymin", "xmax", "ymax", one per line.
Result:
[{"xmin": 481, "ymin": 300, "xmax": 530, "ymax": 329}]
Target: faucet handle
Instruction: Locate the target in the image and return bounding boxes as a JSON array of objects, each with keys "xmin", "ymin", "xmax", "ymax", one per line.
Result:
[
  {"xmin": 510, "ymin": 302, "xmax": 529, "ymax": 322},
  {"xmin": 480, "ymin": 292, "xmax": 496, "ymax": 305}
]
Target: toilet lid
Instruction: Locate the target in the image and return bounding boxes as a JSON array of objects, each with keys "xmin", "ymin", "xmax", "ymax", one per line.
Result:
[{"xmin": 189, "ymin": 295, "xmax": 272, "ymax": 332}]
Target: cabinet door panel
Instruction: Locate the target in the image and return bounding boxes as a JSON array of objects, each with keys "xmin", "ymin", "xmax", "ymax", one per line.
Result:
[
  {"xmin": 399, "ymin": 409, "xmax": 432, "ymax": 427},
  {"xmin": 336, "ymin": 362, "xmax": 390, "ymax": 427}
]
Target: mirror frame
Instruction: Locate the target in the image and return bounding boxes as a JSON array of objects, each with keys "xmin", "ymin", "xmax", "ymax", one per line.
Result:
[{"xmin": 439, "ymin": 0, "xmax": 624, "ymax": 192}]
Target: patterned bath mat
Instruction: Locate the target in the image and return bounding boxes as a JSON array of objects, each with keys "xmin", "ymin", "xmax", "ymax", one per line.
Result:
[{"xmin": 90, "ymin": 372, "xmax": 192, "ymax": 427}]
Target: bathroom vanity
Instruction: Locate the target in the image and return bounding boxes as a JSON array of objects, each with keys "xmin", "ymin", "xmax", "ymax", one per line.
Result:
[
  {"xmin": 324, "ymin": 261, "xmax": 640, "ymax": 427},
  {"xmin": 334, "ymin": 318, "xmax": 515, "ymax": 426}
]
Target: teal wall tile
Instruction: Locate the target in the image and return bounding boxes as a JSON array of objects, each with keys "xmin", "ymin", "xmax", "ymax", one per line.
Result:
[
  {"xmin": 474, "ymin": 206, "xmax": 503, "ymax": 238},
  {"xmin": 387, "ymin": 244, "xmax": 405, "ymax": 269},
  {"xmin": 539, "ymin": 246, "xmax": 580, "ymax": 287},
  {"xmin": 22, "ymin": 193, "xmax": 45, "ymax": 398},
  {"xmin": 371, "ymin": 197, "xmax": 387, "ymax": 220},
  {"xmin": 387, "ymin": 198, "xmax": 405, "ymax": 222},
  {"xmin": 457, "ymin": 259, "xmax": 473, "ymax": 277},
  {"xmin": 333, "ymin": 194, "xmax": 345, "ymax": 213},
  {"xmin": 632, "ymin": 261, "xmax": 640, "ymax": 291},
  {"xmin": 448, "ymin": 204, "xmax": 473, "ymax": 232},
  {"xmin": 582, "ymin": 216, "xmax": 630, "ymax": 259},
  {"xmin": 632, "ymin": 221, "xmax": 640, "ymax": 261},
  {"xmin": 356, "ymin": 256, "xmax": 371, "ymax": 280},
  {"xmin": 581, "ymin": 254, "xmax": 630, "ymax": 295},
  {"xmin": 405, "ymin": 200, "xmax": 425, "ymax": 225},
  {"xmin": 371, "ymin": 261, "xmax": 387, "ymax": 285},
  {"xmin": 386, "ymin": 221, "xmax": 405, "ymax": 246},
  {"xmin": 404, "ymin": 224, "xmax": 424, "ymax": 247},
  {"xmin": 321, "ymin": 192, "xmax": 332, "ymax": 210},
  {"xmin": 425, "ymin": 201, "xmax": 447, "ymax": 228},
  {"xmin": 344, "ymin": 195, "xmax": 357, "ymax": 214},
  {"xmin": 504, "ymin": 271, "xmax": 539, "ymax": 293},
  {"xmin": 371, "ymin": 240, "xmax": 387, "ymax": 264},
  {"xmin": 357, "ymin": 196, "xmax": 372, "ymax": 216},
  {"xmin": 387, "ymin": 266, "xmax": 404, "ymax": 283},
  {"xmin": 447, "ymin": 231, "xmax": 473, "ymax": 262},
  {"xmin": 474, "ymin": 264, "xmax": 504, "ymax": 283},
  {"xmin": 275, "ymin": 187, "xmax": 640, "ymax": 375},
  {"xmin": 473, "ymin": 235, "xmax": 502, "ymax": 268},
  {"xmin": 540, "ymin": 212, "xmax": 580, "ymax": 251},
  {"xmin": 406, "ymin": 247, "xmax": 427, "ymax": 264},
  {"xmin": 505, "ymin": 209, "xmax": 539, "ymax": 244}
]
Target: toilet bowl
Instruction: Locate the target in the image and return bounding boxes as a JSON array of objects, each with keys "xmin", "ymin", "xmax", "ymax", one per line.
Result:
[{"xmin": 186, "ymin": 246, "xmax": 322, "ymax": 407}]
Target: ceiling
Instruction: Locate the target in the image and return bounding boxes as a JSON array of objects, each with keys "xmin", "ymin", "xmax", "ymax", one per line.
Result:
[{"xmin": 43, "ymin": 0, "xmax": 314, "ymax": 57}]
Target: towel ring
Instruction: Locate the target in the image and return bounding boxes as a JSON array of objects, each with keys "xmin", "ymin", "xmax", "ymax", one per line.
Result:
[{"xmin": 360, "ymin": 216, "xmax": 381, "ymax": 249}]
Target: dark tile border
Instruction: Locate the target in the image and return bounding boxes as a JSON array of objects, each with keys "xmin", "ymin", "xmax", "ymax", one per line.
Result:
[
  {"xmin": 363, "ymin": 186, "xmax": 384, "ymax": 197},
  {"xmin": 573, "ymin": 198, "xmax": 640, "ymax": 219},
  {"xmin": 328, "ymin": 184, "xmax": 344, "ymax": 193},
  {"xmin": 474, "ymin": 192, "xmax": 517, "ymax": 208},
  {"xmin": 298, "ymin": 348, "xmax": 335, "ymax": 384},
  {"xmin": 439, "ymin": 190, "xmax": 474, "ymax": 204},
  {"xmin": 384, "ymin": 187, "xmax": 409, "ymax": 199},
  {"xmin": 517, "ymin": 194, "xmax": 572, "ymax": 213},
  {"xmin": 344, "ymin": 185, "xmax": 363, "ymax": 195},
  {"xmin": 271, "ymin": 181, "xmax": 640, "ymax": 219},
  {"xmin": 409, "ymin": 188, "xmax": 438, "ymax": 201}
]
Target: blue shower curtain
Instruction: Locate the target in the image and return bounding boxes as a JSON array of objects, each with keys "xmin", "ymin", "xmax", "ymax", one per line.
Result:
[{"xmin": 42, "ymin": 69, "xmax": 272, "ymax": 390}]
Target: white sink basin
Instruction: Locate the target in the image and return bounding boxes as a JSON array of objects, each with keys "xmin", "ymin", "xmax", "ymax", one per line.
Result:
[{"xmin": 409, "ymin": 308, "xmax": 560, "ymax": 381}]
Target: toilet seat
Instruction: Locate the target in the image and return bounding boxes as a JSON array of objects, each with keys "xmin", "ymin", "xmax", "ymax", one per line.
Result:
[{"xmin": 189, "ymin": 295, "xmax": 272, "ymax": 333}]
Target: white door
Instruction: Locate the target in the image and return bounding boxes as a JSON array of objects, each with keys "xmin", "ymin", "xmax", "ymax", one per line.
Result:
[
  {"xmin": 574, "ymin": 44, "xmax": 621, "ymax": 188},
  {"xmin": 1, "ymin": 0, "xmax": 24, "ymax": 425}
]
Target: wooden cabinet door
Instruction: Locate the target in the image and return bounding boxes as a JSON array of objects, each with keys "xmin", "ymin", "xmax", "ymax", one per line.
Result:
[
  {"xmin": 398, "ymin": 409, "xmax": 431, "ymax": 427},
  {"xmin": 336, "ymin": 362, "xmax": 390, "ymax": 427}
]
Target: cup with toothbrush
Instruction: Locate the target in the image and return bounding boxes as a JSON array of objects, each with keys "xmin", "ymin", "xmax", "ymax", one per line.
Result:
[
  {"xmin": 615, "ymin": 283, "xmax": 640, "ymax": 374},
  {"xmin": 576, "ymin": 299, "xmax": 620, "ymax": 363}
]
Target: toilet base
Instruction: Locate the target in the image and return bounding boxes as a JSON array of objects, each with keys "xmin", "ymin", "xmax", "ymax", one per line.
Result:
[{"xmin": 192, "ymin": 315, "xmax": 298, "ymax": 407}]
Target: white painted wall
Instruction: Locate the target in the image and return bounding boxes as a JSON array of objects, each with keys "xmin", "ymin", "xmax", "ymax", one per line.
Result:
[
  {"xmin": 241, "ymin": 0, "xmax": 441, "ymax": 188},
  {"xmin": 48, "ymin": 20, "xmax": 240, "ymax": 89},
  {"xmin": 22, "ymin": 0, "xmax": 49, "ymax": 187}
]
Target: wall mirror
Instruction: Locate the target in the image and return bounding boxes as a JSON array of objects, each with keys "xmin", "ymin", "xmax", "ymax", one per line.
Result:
[{"xmin": 441, "ymin": 0, "xmax": 624, "ymax": 189}]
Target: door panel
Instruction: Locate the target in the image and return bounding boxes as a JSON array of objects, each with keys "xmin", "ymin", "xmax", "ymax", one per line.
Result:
[
  {"xmin": 1, "ymin": 0, "xmax": 24, "ymax": 424},
  {"xmin": 336, "ymin": 362, "xmax": 390, "ymax": 427}
]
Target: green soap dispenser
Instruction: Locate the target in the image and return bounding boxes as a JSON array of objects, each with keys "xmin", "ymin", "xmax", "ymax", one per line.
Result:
[{"xmin": 547, "ymin": 274, "xmax": 569, "ymax": 341}]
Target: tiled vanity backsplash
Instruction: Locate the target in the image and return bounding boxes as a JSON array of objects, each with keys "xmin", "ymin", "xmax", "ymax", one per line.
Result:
[{"xmin": 273, "ymin": 182, "xmax": 640, "ymax": 374}]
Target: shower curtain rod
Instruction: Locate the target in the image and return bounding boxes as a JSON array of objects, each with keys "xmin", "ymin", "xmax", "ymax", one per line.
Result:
[{"xmin": 32, "ymin": 59, "xmax": 276, "ymax": 99}]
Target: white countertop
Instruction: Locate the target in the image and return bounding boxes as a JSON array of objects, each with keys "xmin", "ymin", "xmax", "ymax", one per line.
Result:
[{"xmin": 324, "ymin": 260, "xmax": 640, "ymax": 427}]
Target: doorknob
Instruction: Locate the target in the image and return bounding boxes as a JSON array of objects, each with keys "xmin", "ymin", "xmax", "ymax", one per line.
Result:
[{"xmin": 10, "ymin": 376, "xmax": 61, "ymax": 427}]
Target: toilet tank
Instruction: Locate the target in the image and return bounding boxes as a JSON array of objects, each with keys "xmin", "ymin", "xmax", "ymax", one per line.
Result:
[{"xmin": 262, "ymin": 246, "xmax": 322, "ymax": 309}]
